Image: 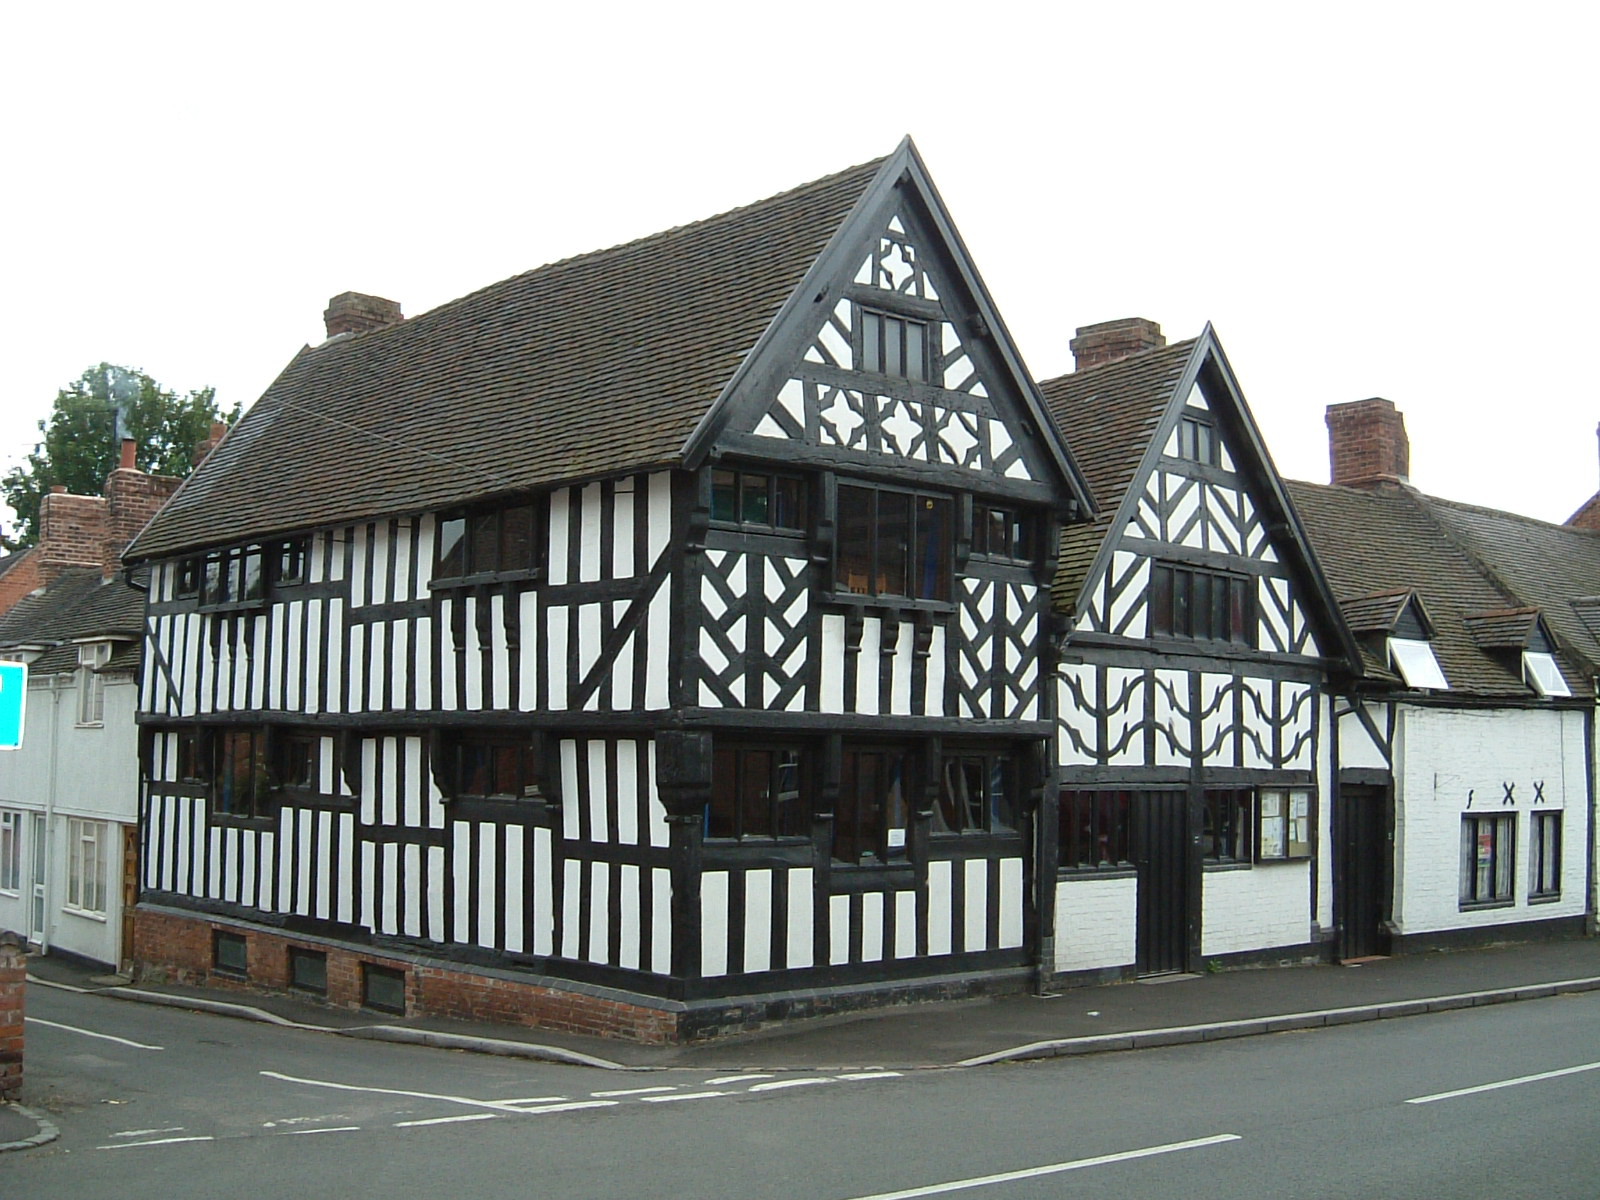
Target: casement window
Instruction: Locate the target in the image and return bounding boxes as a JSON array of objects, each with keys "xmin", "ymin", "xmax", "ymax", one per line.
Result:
[
  {"xmin": 1388, "ymin": 637, "xmax": 1448, "ymax": 690},
  {"xmin": 76, "ymin": 642, "xmax": 111, "ymax": 726},
  {"xmin": 214, "ymin": 728, "xmax": 273, "ymax": 820},
  {"xmin": 858, "ymin": 308, "xmax": 929, "ymax": 381},
  {"xmin": 1530, "ymin": 811, "xmax": 1561, "ymax": 899},
  {"xmin": 445, "ymin": 732, "xmax": 546, "ymax": 802},
  {"xmin": 710, "ymin": 469, "xmax": 807, "ymax": 533},
  {"xmin": 277, "ymin": 734, "xmax": 321, "ymax": 792},
  {"xmin": 934, "ymin": 751, "xmax": 1015, "ymax": 834},
  {"xmin": 1176, "ymin": 416, "xmax": 1218, "ymax": 466},
  {"xmin": 175, "ymin": 558, "xmax": 202, "ymax": 599},
  {"xmin": 835, "ymin": 746, "xmax": 915, "ymax": 865},
  {"xmin": 65, "ymin": 817, "xmax": 108, "ymax": 915},
  {"xmin": 1256, "ymin": 788, "xmax": 1313, "ymax": 861},
  {"xmin": 1149, "ymin": 564, "xmax": 1256, "ymax": 645},
  {"xmin": 836, "ymin": 484, "xmax": 952, "ymax": 602},
  {"xmin": 0, "ymin": 810, "xmax": 20, "ymax": 893},
  {"xmin": 272, "ymin": 537, "xmax": 309, "ymax": 587},
  {"xmin": 708, "ymin": 744, "xmax": 808, "ymax": 840},
  {"xmin": 213, "ymin": 930, "xmax": 248, "ymax": 976},
  {"xmin": 1060, "ymin": 790, "xmax": 1133, "ymax": 870},
  {"xmin": 176, "ymin": 730, "xmax": 208, "ymax": 784},
  {"xmin": 186, "ymin": 537, "xmax": 308, "ymax": 608},
  {"xmin": 436, "ymin": 499, "xmax": 539, "ymax": 582},
  {"xmin": 1460, "ymin": 813, "xmax": 1516, "ymax": 906},
  {"xmin": 1203, "ymin": 788, "xmax": 1253, "ymax": 863},
  {"xmin": 972, "ymin": 503, "xmax": 1031, "ymax": 562}
]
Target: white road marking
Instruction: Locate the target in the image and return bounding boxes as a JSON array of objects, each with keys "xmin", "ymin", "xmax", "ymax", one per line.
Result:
[
  {"xmin": 838, "ymin": 1072, "xmax": 904, "ymax": 1081},
  {"xmin": 260, "ymin": 1070, "xmax": 543, "ymax": 1114},
  {"xmin": 26, "ymin": 1016, "xmax": 163, "ymax": 1051},
  {"xmin": 838, "ymin": 1134, "xmax": 1243, "ymax": 1200},
  {"xmin": 640, "ymin": 1090, "xmax": 729, "ymax": 1103},
  {"xmin": 279, "ymin": 1126, "xmax": 362, "ymax": 1136},
  {"xmin": 706, "ymin": 1073, "xmax": 773, "ymax": 1084},
  {"xmin": 492, "ymin": 1095, "xmax": 568, "ymax": 1105},
  {"xmin": 511, "ymin": 1100, "xmax": 619, "ymax": 1115},
  {"xmin": 592, "ymin": 1085, "xmax": 678, "ymax": 1097},
  {"xmin": 1406, "ymin": 1060, "xmax": 1600, "ymax": 1105},
  {"xmin": 97, "ymin": 1136, "xmax": 216, "ymax": 1150},
  {"xmin": 748, "ymin": 1077, "xmax": 834, "ymax": 1092},
  {"xmin": 111, "ymin": 1127, "xmax": 187, "ymax": 1138},
  {"xmin": 396, "ymin": 1114, "xmax": 503, "ymax": 1128}
]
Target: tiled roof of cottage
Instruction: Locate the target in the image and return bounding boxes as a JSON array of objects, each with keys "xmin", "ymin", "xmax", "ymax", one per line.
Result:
[
  {"xmin": 1462, "ymin": 607, "xmax": 1540, "ymax": 650},
  {"xmin": 0, "ymin": 567, "xmax": 146, "ymax": 675},
  {"xmin": 1338, "ymin": 589, "xmax": 1415, "ymax": 634},
  {"xmin": 1286, "ymin": 480, "xmax": 1586, "ymax": 697},
  {"xmin": 127, "ymin": 155, "xmax": 889, "ymax": 559},
  {"xmin": 1039, "ymin": 340, "xmax": 1197, "ymax": 611}
]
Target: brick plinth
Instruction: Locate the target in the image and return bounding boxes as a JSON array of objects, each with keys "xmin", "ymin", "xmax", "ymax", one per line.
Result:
[
  {"xmin": 0, "ymin": 932, "xmax": 25, "ymax": 1100},
  {"xmin": 132, "ymin": 907, "xmax": 680, "ymax": 1044}
]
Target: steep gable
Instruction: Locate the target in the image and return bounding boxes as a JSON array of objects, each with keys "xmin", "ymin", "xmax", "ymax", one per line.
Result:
[{"xmin": 128, "ymin": 154, "xmax": 894, "ymax": 561}]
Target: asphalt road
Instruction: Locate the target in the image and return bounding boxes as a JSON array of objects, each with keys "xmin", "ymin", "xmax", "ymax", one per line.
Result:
[{"xmin": 8, "ymin": 982, "xmax": 1600, "ymax": 1199}]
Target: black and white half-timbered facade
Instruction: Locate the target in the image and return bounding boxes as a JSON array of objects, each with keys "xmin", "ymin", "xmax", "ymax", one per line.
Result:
[
  {"xmin": 1038, "ymin": 322, "xmax": 1360, "ymax": 980},
  {"xmin": 125, "ymin": 140, "xmax": 1094, "ymax": 1039}
]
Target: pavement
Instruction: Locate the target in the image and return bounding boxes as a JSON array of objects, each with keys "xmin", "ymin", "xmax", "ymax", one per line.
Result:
[{"xmin": 7, "ymin": 936, "xmax": 1600, "ymax": 1151}]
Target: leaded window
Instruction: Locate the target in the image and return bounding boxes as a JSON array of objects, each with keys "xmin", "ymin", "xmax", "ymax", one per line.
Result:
[
  {"xmin": 708, "ymin": 744, "xmax": 808, "ymax": 840},
  {"xmin": 1150, "ymin": 564, "xmax": 1256, "ymax": 645},
  {"xmin": 837, "ymin": 484, "xmax": 952, "ymax": 602}
]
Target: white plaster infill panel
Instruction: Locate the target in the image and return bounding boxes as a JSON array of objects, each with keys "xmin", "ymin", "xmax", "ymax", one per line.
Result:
[
  {"xmin": 1054, "ymin": 874, "xmax": 1136, "ymax": 973},
  {"xmin": 1200, "ymin": 862, "xmax": 1311, "ymax": 957}
]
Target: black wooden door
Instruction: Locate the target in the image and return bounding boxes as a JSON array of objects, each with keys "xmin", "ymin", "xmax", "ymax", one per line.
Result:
[
  {"xmin": 1135, "ymin": 791, "xmax": 1190, "ymax": 975},
  {"xmin": 1336, "ymin": 784, "xmax": 1390, "ymax": 960}
]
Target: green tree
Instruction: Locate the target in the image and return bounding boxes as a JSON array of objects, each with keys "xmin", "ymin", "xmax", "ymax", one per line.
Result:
[{"xmin": 1, "ymin": 363, "xmax": 239, "ymax": 550}]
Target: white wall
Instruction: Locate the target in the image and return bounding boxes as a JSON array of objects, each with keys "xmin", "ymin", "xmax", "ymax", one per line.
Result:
[
  {"xmin": 1393, "ymin": 705, "xmax": 1588, "ymax": 935},
  {"xmin": 1201, "ymin": 861, "xmax": 1312, "ymax": 956},
  {"xmin": 1053, "ymin": 874, "xmax": 1136, "ymax": 973}
]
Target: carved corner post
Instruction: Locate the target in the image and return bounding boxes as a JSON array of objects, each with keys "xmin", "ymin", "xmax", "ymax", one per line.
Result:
[{"xmin": 655, "ymin": 730, "xmax": 712, "ymax": 983}]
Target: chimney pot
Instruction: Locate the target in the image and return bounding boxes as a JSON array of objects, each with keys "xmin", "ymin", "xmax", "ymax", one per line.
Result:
[
  {"xmin": 50, "ymin": 485, "xmax": 67, "ymax": 494},
  {"xmin": 119, "ymin": 438, "xmax": 138, "ymax": 471},
  {"xmin": 1327, "ymin": 397, "xmax": 1410, "ymax": 488},
  {"xmin": 1070, "ymin": 318, "xmax": 1166, "ymax": 372},
  {"xmin": 323, "ymin": 291, "xmax": 403, "ymax": 339}
]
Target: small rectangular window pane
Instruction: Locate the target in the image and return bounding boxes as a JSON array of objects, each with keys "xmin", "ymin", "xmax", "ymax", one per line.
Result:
[
  {"xmin": 771, "ymin": 476, "xmax": 805, "ymax": 530},
  {"xmin": 708, "ymin": 748, "xmax": 739, "ymax": 838},
  {"xmin": 711, "ymin": 470, "xmax": 738, "ymax": 523},
  {"xmin": 837, "ymin": 486, "xmax": 874, "ymax": 595},
  {"xmin": 437, "ymin": 518, "xmax": 466, "ymax": 577},
  {"xmin": 884, "ymin": 317, "xmax": 903, "ymax": 377},
  {"xmin": 500, "ymin": 504, "xmax": 536, "ymax": 572},
  {"xmin": 469, "ymin": 511, "xmax": 499, "ymax": 575},
  {"xmin": 914, "ymin": 495, "xmax": 951, "ymax": 601},
  {"xmin": 862, "ymin": 311, "xmax": 881, "ymax": 373},
  {"xmin": 877, "ymin": 492, "xmax": 911, "ymax": 596},
  {"xmin": 240, "ymin": 549, "xmax": 264, "ymax": 600},
  {"xmin": 905, "ymin": 320, "xmax": 926, "ymax": 381},
  {"xmin": 741, "ymin": 749, "xmax": 774, "ymax": 838},
  {"xmin": 1151, "ymin": 567, "xmax": 1173, "ymax": 636},
  {"xmin": 741, "ymin": 473, "xmax": 770, "ymax": 525}
]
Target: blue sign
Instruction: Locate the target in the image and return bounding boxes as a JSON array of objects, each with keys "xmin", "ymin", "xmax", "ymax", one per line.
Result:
[{"xmin": 0, "ymin": 661, "xmax": 26, "ymax": 750}]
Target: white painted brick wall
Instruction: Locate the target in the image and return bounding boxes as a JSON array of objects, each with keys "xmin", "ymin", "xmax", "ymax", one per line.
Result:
[
  {"xmin": 1054, "ymin": 874, "xmax": 1136, "ymax": 973},
  {"xmin": 1201, "ymin": 862, "xmax": 1311, "ymax": 956},
  {"xmin": 1337, "ymin": 704, "xmax": 1390, "ymax": 770},
  {"xmin": 1394, "ymin": 705, "xmax": 1588, "ymax": 934}
]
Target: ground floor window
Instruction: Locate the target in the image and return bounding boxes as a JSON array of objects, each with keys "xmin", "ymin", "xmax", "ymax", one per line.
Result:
[
  {"xmin": 1257, "ymin": 788, "xmax": 1313, "ymax": 861},
  {"xmin": 935, "ymin": 751, "xmax": 1015, "ymax": 834},
  {"xmin": 708, "ymin": 744, "xmax": 808, "ymax": 840},
  {"xmin": 836, "ymin": 747, "xmax": 915, "ymax": 865},
  {"xmin": 1530, "ymin": 811, "xmax": 1561, "ymax": 899},
  {"xmin": 1460, "ymin": 813, "xmax": 1515, "ymax": 906},
  {"xmin": 0, "ymin": 810, "xmax": 20, "ymax": 892},
  {"xmin": 1202, "ymin": 789, "xmax": 1253, "ymax": 863},
  {"xmin": 66, "ymin": 818, "xmax": 108, "ymax": 915},
  {"xmin": 1060, "ymin": 790, "xmax": 1133, "ymax": 869}
]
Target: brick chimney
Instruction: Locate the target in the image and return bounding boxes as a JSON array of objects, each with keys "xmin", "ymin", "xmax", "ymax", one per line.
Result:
[
  {"xmin": 193, "ymin": 421, "xmax": 228, "ymax": 468},
  {"xmin": 1564, "ymin": 423, "xmax": 1600, "ymax": 530},
  {"xmin": 103, "ymin": 446, "xmax": 182, "ymax": 569},
  {"xmin": 1327, "ymin": 398, "xmax": 1410, "ymax": 488},
  {"xmin": 323, "ymin": 291, "xmax": 403, "ymax": 339},
  {"xmin": 1069, "ymin": 318, "xmax": 1166, "ymax": 372}
]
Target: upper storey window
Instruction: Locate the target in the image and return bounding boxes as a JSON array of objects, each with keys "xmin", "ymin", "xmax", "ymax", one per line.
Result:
[
  {"xmin": 436, "ymin": 499, "xmax": 538, "ymax": 583},
  {"xmin": 1176, "ymin": 416, "xmax": 1218, "ymax": 466},
  {"xmin": 972, "ymin": 503, "xmax": 1032, "ymax": 562},
  {"xmin": 1150, "ymin": 563, "xmax": 1256, "ymax": 646},
  {"xmin": 180, "ymin": 536, "xmax": 308, "ymax": 609},
  {"xmin": 711, "ymin": 469, "xmax": 807, "ymax": 532},
  {"xmin": 837, "ymin": 484, "xmax": 952, "ymax": 602},
  {"xmin": 858, "ymin": 309, "xmax": 929, "ymax": 382}
]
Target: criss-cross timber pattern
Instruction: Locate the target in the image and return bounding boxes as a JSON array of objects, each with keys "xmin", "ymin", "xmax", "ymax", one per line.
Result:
[
  {"xmin": 954, "ymin": 578, "xmax": 1046, "ymax": 720},
  {"xmin": 698, "ymin": 550, "xmax": 810, "ymax": 711}
]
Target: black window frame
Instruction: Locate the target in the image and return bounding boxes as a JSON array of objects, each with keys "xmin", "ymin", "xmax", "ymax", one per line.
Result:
[
  {"xmin": 443, "ymin": 731, "xmax": 547, "ymax": 804},
  {"xmin": 1203, "ymin": 788, "xmax": 1254, "ymax": 864},
  {"xmin": 434, "ymin": 497, "xmax": 541, "ymax": 585},
  {"xmin": 707, "ymin": 742, "xmax": 810, "ymax": 841},
  {"xmin": 934, "ymin": 750, "xmax": 1017, "ymax": 835},
  {"xmin": 211, "ymin": 727, "xmax": 274, "ymax": 822},
  {"xmin": 835, "ymin": 745, "xmax": 917, "ymax": 866},
  {"xmin": 971, "ymin": 502, "xmax": 1033, "ymax": 563},
  {"xmin": 1530, "ymin": 810, "xmax": 1561, "ymax": 900},
  {"xmin": 710, "ymin": 468, "xmax": 808, "ymax": 534},
  {"xmin": 1176, "ymin": 415, "xmax": 1219, "ymax": 466},
  {"xmin": 1060, "ymin": 789, "xmax": 1135, "ymax": 871},
  {"xmin": 857, "ymin": 307, "xmax": 930, "ymax": 382},
  {"xmin": 277, "ymin": 732, "xmax": 321, "ymax": 794},
  {"xmin": 1150, "ymin": 563, "xmax": 1257, "ymax": 646},
  {"xmin": 1460, "ymin": 812, "xmax": 1516, "ymax": 907},
  {"xmin": 835, "ymin": 482, "xmax": 953, "ymax": 603}
]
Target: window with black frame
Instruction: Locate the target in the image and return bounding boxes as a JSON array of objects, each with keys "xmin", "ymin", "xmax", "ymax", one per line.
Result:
[
  {"xmin": 858, "ymin": 308, "xmax": 929, "ymax": 381},
  {"xmin": 1060, "ymin": 790, "xmax": 1134, "ymax": 870},
  {"xmin": 935, "ymin": 753, "xmax": 1015, "ymax": 834},
  {"xmin": 836, "ymin": 484, "xmax": 951, "ymax": 602},
  {"xmin": 436, "ymin": 499, "xmax": 539, "ymax": 581},
  {"xmin": 708, "ymin": 745, "xmax": 808, "ymax": 840},
  {"xmin": 214, "ymin": 728, "xmax": 272, "ymax": 820},
  {"xmin": 1461, "ymin": 813, "xmax": 1516, "ymax": 905},
  {"xmin": 710, "ymin": 469, "xmax": 807, "ymax": 532},
  {"xmin": 835, "ymin": 747, "xmax": 914, "ymax": 865},
  {"xmin": 448, "ymin": 733, "xmax": 544, "ymax": 802},
  {"xmin": 1176, "ymin": 415, "xmax": 1218, "ymax": 466},
  {"xmin": 1202, "ymin": 788, "xmax": 1253, "ymax": 863},
  {"xmin": 1530, "ymin": 811, "xmax": 1561, "ymax": 899},
  {"xmin": 1149, "ymin": 564, "xmax": 1255, "ymax": 645},
  {"xmin": 972, "ymin": 503, "xmax": 1031, "ymax": 562}
]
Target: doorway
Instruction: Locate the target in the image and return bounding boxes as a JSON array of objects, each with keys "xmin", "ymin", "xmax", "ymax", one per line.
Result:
[
  {"xmin": 1135, "ymin": 791, "xmax": 1191, "ymax": 975},
  {"xmin": 1335, "ymin": 783, "xmax": 1391, "ymax": 959}
]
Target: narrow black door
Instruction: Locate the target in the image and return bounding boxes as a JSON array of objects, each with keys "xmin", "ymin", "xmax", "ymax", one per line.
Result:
[
  {"xmin": 1135, "ymin": 791, "xmax": 1190, "ymax": 975},
  {"xmin": 1336, "ymin": 784, "xmax": 1390, "ymax": 960}
]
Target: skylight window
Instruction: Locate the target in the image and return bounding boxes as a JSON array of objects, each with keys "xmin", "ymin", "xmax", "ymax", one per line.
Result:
[
  {"xmin": 1523, "ymin": 651, "xmax": 1571, "ymax": 698},
  {"xmin": 1389, "ymin": 637, "xmax": 1448, "ymax": 690}
]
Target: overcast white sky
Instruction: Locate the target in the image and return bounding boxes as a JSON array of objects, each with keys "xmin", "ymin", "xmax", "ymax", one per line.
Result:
[{"xmin": 5, "ymin": 2, "xmax": 1596, "ymax": 533}]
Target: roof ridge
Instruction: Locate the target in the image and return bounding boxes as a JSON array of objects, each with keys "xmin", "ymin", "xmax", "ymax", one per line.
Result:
[
  {"xmin": 1036, "ymin": 336, "xmax": 1199, "ymax": 391},
  {"xmin": 1426, "ymin": 490, "xmax": 1600, "ymax": 535}
]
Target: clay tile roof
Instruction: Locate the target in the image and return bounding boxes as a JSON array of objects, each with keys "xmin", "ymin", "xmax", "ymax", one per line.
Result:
[
  {"xmin": 1039, "ymin": 340, "xmax": 1197, "ymax": 610},
  {"xmin": 1462, "ymin": 607, "xmax": 1540, "ymax": 650},
  {"xmin": 127, "ymin": 154, "xmax": 889, "ymax": 560},
  {"xmin": 1338, "ymin": 589, "xmax": 1414, "ymax": 634},
  {"xmin": 0, "ymin": 566, "xmax": 147, "ymax": 674}
]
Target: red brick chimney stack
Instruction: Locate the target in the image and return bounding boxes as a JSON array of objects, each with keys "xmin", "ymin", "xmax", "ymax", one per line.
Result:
[
  {"xmin": 1069, "ymin": 318, "xmax": 1166, "ymax": 372},
  {"xmin": 1327, "ymin": 398, "xmax": 1410, "ymax": 488},
  {"xmin": 323, "ymin": 291, "xmax": 403, "ymax": 339},
  {"xmin": 193, "ymin": 421, "xmax": 229, "ymax": 467}
]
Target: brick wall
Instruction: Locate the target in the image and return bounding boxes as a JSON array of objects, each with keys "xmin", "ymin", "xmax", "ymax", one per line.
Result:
[
  {"xmin": 133, "ymin": 907, "xmax": 681, "ymax": 1043},
  {"xmin": 0, "ymin": 552, "xmax": 45, "ymax": 618},
  {"xmin": 1070, "ymin": 318, "xmax": 1166, "ymax": 372},
  {"xmin": 0, "ymin": 932, "xmax": 24, "ymax": 1100},
  {"xmin": 1053, "ymin": 874, "xmax": 1137, "ymax": 973},
  {"xmin": 1327, "ymin": 398, "xmax": 1410, "ymax": 487},
  {"xmin": 103, "ymin": 469, "xmax": 181, "ymax": 564}
]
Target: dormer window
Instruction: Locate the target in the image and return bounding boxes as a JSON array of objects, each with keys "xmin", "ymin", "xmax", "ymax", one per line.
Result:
[
  {"xmin": 1523, "ymin": 651, "xmax": 1571, "ymax": 697},
  {"xmin": 1387, "ymin": 637, "xmax": 1448, "ymax": 690},
  {"xmin": 76, "ymin": 642, "xmax": 111, "ymax": 726},
  {"xmin": 1344, "ymin": 591, "xmax": 1449, "ymax": 691},
  {"xmin": 858, "ymin": 309, "xmax": 928, "ymax": 381}
]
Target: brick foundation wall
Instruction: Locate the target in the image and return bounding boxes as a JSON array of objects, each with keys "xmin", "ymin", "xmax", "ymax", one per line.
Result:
[
  {"xmin": 0, "ymin": 932, "xmax": 25, "ymax": 1100},
  {"xmin": 133, "ymin": 907, "xmax": 681, "ymax": 1044}
]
